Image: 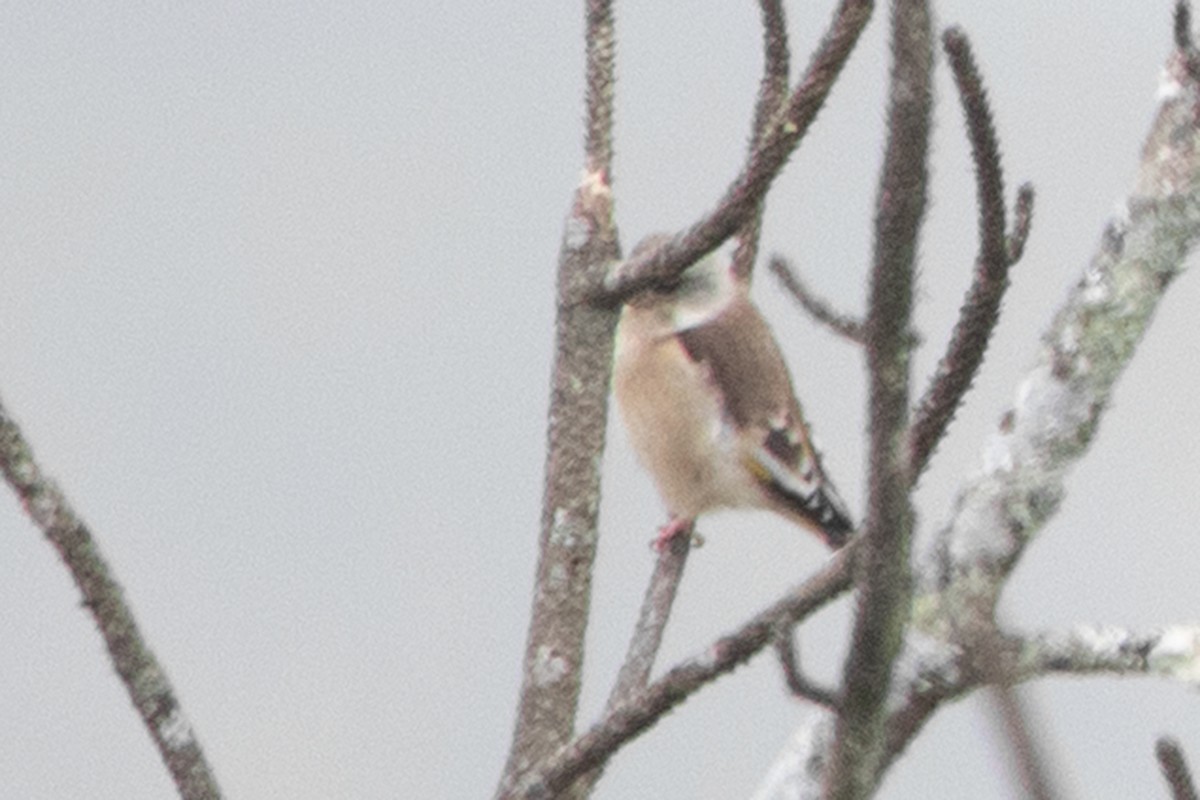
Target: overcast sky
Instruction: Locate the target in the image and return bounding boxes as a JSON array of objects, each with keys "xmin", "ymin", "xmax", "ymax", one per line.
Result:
[{"xmin": 0, "ymin": 3, "xmax": 1196, "ymax": 799}]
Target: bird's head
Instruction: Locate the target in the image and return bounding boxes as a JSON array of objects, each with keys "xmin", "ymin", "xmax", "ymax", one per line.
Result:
[{"xmin": 622, "ymin": 235, "xmax": 739, "ymax": 335}]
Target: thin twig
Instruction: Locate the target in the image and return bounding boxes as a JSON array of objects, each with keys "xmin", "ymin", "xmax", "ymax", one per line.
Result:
[
  {"xmin": 944, "ymin": 27, "xmax": 1008, "ymax": 267},
  {"xmin": 769, "ymin": 254, "xmax": 866, "ymax": 343},
  {"xmin": 1175, "ymin": 1, "xmax": 1200, "ymax": 84},
  {"xmin": 750, "ymin": 0, "xmax": 791, "ymax": 152},
  {"xmin": 1157, "ymin": 737, "xmax": 1200, "ymax": 800},
  {"xmin": 602, "ymin": 0, "xmax": 875, "ymax": 304},
  {"xmin": 583, "ymin": 0, "xmax": 617, "ymax": 179},
  {"xmin": 907, "ymin": 27, "xmax": 1028, "ymax": 480},
  {"xmin": 1008, "ymin": 183, "xmax": 1036, "ymax": 263},
  {"xmin": 733, "ymin": 0, "xmax": 792, "ymax": 280},
  {"xmin": 985, "ymin": 685, "xmax": 1063, "ymax": 800},
  {"xmin": 509, "ymin": 541, "xmax": 860, "ymax": 800},
  {"xmin": 572, "ymin": 530, "xmax": 693, "ymax": 797},
  {"xmin": 1177, "ymin": 0, "xmax": 1193, "ymax": 50},
  {"xmin": 971, "ymin": 621, "xmax": 1064, "ymax": 800},
  {"xmin": 825, "ymin": 0, "xmax": 931, "ymax": 797},
  {"xmin": 607, "ymin": 531, "xmax": 693, "ymax": 705},
  {"xmin": 0, "ymin": 397, "xmax": 223, "ymax": 800},
  {"xmin": 774, "ymin": 624, "xmax": 840, "ymax": 709}
]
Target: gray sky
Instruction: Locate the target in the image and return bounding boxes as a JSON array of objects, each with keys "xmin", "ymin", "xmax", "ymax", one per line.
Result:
[{"xmin": 0, "ymin": 3, "xmax": 1196, "ymax": 799}]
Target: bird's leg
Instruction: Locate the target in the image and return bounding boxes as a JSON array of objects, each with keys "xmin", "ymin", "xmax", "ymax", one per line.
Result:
[{"xmin": 654, "ymin": 516, "xmax": 695, "ymax": 551}]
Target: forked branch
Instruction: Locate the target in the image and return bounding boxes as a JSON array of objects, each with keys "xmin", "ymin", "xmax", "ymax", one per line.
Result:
[
  {"xmin": 907, "ymin": 28, "xmax": 1034, "ymax": 479},
  {"xmin": 603, "ymin": 0, "xmax": 876, "ymax": 303},
  {"xmin": 823, "ymin": 1, "xmax": 931, "ymax": 797},
  {"xmin": 510, "ymin": 542, "xmax": 859, "ymax": 800}
]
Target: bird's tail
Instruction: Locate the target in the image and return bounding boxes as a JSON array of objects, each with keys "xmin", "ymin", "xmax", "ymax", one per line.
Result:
[{"xmin": 745, "ymin": 451, "xmax": 855, "ymax": 548}]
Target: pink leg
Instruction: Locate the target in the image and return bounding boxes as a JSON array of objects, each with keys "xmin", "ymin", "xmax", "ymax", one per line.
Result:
[{"xmin": 654, "ymin": 516, "xmax": 694, "ymax": 551}]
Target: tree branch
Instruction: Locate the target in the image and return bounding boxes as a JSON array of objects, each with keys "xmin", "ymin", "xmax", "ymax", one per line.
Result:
[
  {"xmin": 1157, "ymin": 737, "xmax": 1200, "ymax": 800},
  {"xmin": 983, "ymin": 685, "xmax": 1063, "ymax": 800},
  {"xmin": 0, "ymin": 396, "xmax": 222, "ymax": 800},
  {"xmin": 976, "ymin": 623, "xmax": 1065, "ymax": 800},
  {"xmin": 733, "ymin": 0, "xmax": 792, "ymax": 281},
  {"xmin": 1014, "ymin": 625, "xmax": 1200, "ymax": 681},
  {"xmin": 769, "ymin": 255, "xmax": 866, "ymax": 343},
  {"xmin": 495, "ymin": 2, "xmax": 621, "ymax": 795},
  {"xmin": 823, "ymin": 0, "xmax": 931, "ymax": 796},
  {"xmin": 602, "ymin": 0, "xmax": 875, "ymax": 303},
  {"xmin": 508, "ymin": 542, "xmax": 859, "ymax": 800},
  {"xmin": 926, "ymin": 14, "xmax": 1200, "ymax": 617},
  {"xmin": 745, "ymin": 9, "xmax": 1200, "ymax": 798},
  {"xmin": 883, "ymin": 623, "xmax": 1200, "ymax": 782},
  {"xmin": 583, "ymin": 0, "xmax": 616, "ymax": 179},
  {"xmin": 606, "ymin": 532, "xmax": 693, "ymax": 708},
  {"xmin": 775, "ymin": 624, "xmax": 840, "ymax": 709},
  {"xmin": 907, "ymin": 28, "xmax": 1031, "ymax": 479},
  {"xmin": 1175, "ymin": 0, "xmax": 1200, "ymax": 84},
  {"xmin": 571, "ymin": 531, "xmax": 693, "ymax": 796},
  {"xmin": 1008, "ymin": 183, "xmax": 1035, "ymax": 263}
]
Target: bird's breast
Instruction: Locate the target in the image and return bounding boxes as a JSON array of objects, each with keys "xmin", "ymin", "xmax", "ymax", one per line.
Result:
[{"xmin": 613, "ymin": 329, "xmax": 757, "ymax": 517}]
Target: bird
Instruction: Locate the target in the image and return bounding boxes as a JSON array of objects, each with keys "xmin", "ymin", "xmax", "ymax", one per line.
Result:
[{"xmin": 612, "ymin": 236, "xmax": 854, "ymax": 550}]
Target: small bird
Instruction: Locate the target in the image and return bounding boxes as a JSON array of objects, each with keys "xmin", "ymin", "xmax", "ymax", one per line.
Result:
[{"xmin": 612, "ymin": 236, "xmax": 854, "ymax": 550}]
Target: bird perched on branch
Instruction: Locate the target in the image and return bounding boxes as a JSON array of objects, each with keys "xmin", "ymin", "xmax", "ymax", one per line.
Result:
[{"xmin": 612, "ymin": 236, "xmax": 854, "ymax": 550}]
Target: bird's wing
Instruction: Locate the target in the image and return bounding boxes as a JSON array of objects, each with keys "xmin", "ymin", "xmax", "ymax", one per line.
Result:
[{"xmin": 677, "ymin": 296, "xmax": 854, "ymax": 546}]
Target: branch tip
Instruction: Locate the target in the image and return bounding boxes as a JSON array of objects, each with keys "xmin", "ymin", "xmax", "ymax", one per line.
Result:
[
  {"xmin": 908, "ymin": 24, "xmax": 1018, "ymax": 479},
  {"xmin": 1007, "ymin": 183, "xmax": 1036, "ymax": 263},
  {"xmin": 1176, "ymin": 1, "xmax": 1194, "ymax": 53},
  {"xmin": 768, "ymin": 255, "xmax": 866, "ymax": 343},
  {"xmin": 1157, "ymin": 736, "xmax": 1200, "ymax": 800}
]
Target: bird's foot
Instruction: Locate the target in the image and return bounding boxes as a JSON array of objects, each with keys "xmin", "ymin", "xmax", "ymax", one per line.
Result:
[{"xmin": 653, "ymin": 517, "xmax": 699, "ymax": 551}]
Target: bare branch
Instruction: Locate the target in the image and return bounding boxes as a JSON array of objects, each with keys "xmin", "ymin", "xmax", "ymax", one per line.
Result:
[
  {"xmin": 985, "ymin": 685, "xmax": 1063, "ymax": 800},
  {"xmin": 571, "ymin": 532, "xmax": 693, "ymax": 796},
  {"xmin": 507, "ymin": 542, "xmax": 859, "ymax": 800},
  {"xmin": 607, "ymin": 532, "xmax": 693, "ymax": 706},
  {"xmin": 1157, "ymin": 737, "xmax": 1200, "ymax": 800},
  {"xmin": 760, "ymin": 619, "xmax": 1200, "ymax": 794},
  {"xmin": 907, "ymin": 28, "xmax": 1027, "ymax": 479},
  {"xmin": 758, "ymin": 623, "xmax": 963, "ymax": 799},
  {"xmin": 733, "ymin": 0, "xmax": 792, "ymax": 280},
  {"xmin": 602, "ymin": 0, "xmax": 875, "ymax": 304},
  {"xmin": 973, "ymin": 622, "xmax": 1066, "ymax": 800},
  {"xmin": 883, "ymin": 623, "xmax": 1200, "ymax": 788},
  {"xmin": 583, "ymin": 0, "xmax": 617, "ymax": 179},
  {"xmin": 0, "ymin": 397, "xmax": 222, "ymax": 800},
  {"xmin": 495, "ymin": 3, "xmax": 621, "ymax": 794},
  {"xmin": 750, "ymin": 0, "xmax": 791, "ymax": 151},
  {"xmin": 1175, "ymin": 1, "xmax": 1200, "ymax": 84},
  {"xmin": 1015, "ymin": 625, "xmax": 1200, "ymax": 680},
  {"xmin": 926, "ymin": 12, "xmax": 1200, "ymax": 618},
  {"xmin": 1008, "ymin": 182, "xmax": 1036, "ymax": 263},
  {"xmin": 1177, "ymin": 0, "xmax": 1193, "ymax": 51},
  {"xmin": 944, "ymin": 27, "xmax": 1009, "ymax": 267},
  {"xmin": 759, "ymin": 13, "xmax": 1200, "ymax": 795},
  {"xmin": 769, "ymin": 255, "xmax": 866, "ymax": 343},
  {"xmin": 824, "ymin": 0, "xmax": 931, "ymax": 796},
  {"xmin": 774, "ymin": 625, "xmax": 840, "ymax": 709},
  {"xmin": 947, "ymin": 611, "xmax": 1066, "ymax": 800}
]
